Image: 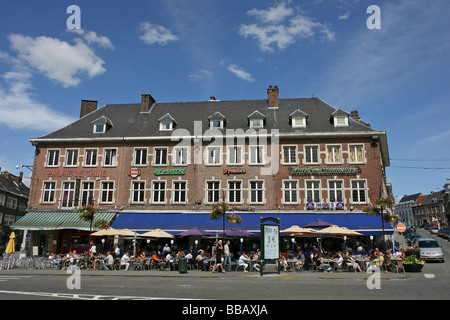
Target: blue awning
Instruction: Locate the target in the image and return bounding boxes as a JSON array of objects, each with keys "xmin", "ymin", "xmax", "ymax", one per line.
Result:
[{"xmin": 112, "ymin": 212, "xmax": 394, "ymax": 236}]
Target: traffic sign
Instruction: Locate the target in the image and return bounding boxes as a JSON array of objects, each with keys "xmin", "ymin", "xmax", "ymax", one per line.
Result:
[{"xmin": 397, "ymin": 223, "xmax": 406, "ymax": 233}]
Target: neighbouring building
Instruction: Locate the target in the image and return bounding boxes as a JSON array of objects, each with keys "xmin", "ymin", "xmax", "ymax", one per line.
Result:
[
  {"xmin": 12, "ymin": 86, "xmax": 394, "ymax": 255},
  {"xmin": 394, "ymin": 193, "xmax": 422, "ymax": 227},
  {"xmin": 0, "ymin": 171, "xmax": 29, "ymax": 251}
]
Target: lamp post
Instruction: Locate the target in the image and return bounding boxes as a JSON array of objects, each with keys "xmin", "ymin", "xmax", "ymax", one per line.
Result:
[
  {"xmin": 240, "ymin": 238, "xmax": 244, "ymax": 255},
  {"xmin": 195, "ymin": 239, "xmax": 198, "ymax": 257},
  {"xmin": 291, "ymin": 238, "xmax": 295, "ymax": 254},
  {"xmin": 16, "ymin": 164, "xmax": 33, "ymax": 171}
]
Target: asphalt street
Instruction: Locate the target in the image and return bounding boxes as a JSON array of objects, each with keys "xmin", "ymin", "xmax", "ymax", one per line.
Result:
[{"xmin": 0, "ymin": 228, "xmax": 449, "ymax": 302}]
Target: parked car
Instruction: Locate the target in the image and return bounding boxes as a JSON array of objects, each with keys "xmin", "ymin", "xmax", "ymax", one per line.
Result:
[
  {"xmin": 407, "ymin": 232, "xmax": 421, "ymax": 245},
  {"xmin": 430, "ymin": 226, "xmax": 439, "ymax": 234},
  {"xmin": 443, "ymin": 230, "xmax": 450, "ymax": 240},
  {"xmin": 412, "ymin": 238, "xmax": 444, "ymax": 262}
]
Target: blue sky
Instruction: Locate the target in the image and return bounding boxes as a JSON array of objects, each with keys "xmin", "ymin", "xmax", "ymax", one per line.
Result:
[{"xmin": 0, "ymin": 0, "xmax": 449, "ymax": 201}]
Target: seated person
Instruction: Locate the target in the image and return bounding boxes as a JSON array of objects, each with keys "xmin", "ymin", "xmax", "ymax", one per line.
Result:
[
  {"xmin": 120, "ymin": 251, "xmax": 131, "ymax": 271},
  {"xmin": 103, "ymin": 251, "xmax": 114, "ymax": 270},
  {"xmin": 48, "ymin": 252, "xmax": 61, "ymax": 270},
  {"xmin": 238, "ymin": 252, "xmax": 250, "ymax": 272}
]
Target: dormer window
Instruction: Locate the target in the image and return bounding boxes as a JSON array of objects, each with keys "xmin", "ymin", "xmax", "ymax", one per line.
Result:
[
  {"xmin": 331, "ymin": 109, "xmax": 350, "ymax": 127},
  {"xmin": 289, "ymin": 109, "xmax": 308, "ymax": 128},
  {"xmin": 92, "ymin": 116, "xmax": 113, "ymax": 133},
  {"xmin": 247, "ymin": 110, "xmax": 265, "ymax": 129},
  {"xmin": 208, "ymin": 112, "xmax": 226, "ymax": 129},
  {"xmin": 158, "ymin": 113, "xmax": 177, "ymax": 131}
]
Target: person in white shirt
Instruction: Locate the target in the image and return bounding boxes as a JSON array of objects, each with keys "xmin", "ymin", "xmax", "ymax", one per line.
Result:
[
  {"xmin": 120, "ymin": 251, "xmax": 130, "ymax": 271},
  {"xmin": 114, "ymin": 244, "xmax": 120, "ymax": 257},
  {"xmin": 224, "ymin": 241, "xmax": 232, "ymax": 272},
  {"xmin": 103, "ymin": 252, "xmax": 114, "ymax": 270},
  {"xmin": 238, "ymin": 252, "xmax": 250, "ymax": 272}
]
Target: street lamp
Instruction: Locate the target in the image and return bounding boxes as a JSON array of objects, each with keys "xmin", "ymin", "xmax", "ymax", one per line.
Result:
[
  {"xmin": 16, "ymin": 164, "xmax": 33, "ymax": 171},
  {"xmin": 240, "ymin": 238, "xmax": 244, "ymax": 255}
]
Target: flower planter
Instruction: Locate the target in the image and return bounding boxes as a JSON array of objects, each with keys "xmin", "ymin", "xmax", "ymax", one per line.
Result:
[
  {"xmin": 403, "ymin": 264, "xmax": 423, "ymax": 272},
  {"xmin": 406, "ymin": 251, "xmax": 421, "ymax": 259}
]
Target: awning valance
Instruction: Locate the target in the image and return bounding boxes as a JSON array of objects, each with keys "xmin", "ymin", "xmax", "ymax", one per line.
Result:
[
  {"xmin": 111, "ymin": 212, "xmax": 394, "ymax": 236},
  {"xmin": 11, "ymin": 211, "xmax": 117, "ymax": 231}
]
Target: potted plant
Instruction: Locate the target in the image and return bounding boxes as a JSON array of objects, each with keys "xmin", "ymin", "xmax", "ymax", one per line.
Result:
[
  {"xmin": 405, "ymin": 247, "xmax": 421, "ymax": 259},
  {"xmin": 403, "ymin": 255, "xmax": 425, "ymax": 272}
]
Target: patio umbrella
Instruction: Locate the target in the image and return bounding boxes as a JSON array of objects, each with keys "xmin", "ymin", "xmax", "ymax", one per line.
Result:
[
  {"xmin": 280, "ymin": 225, "xmax": 318, "ymax": 236},
  {"xmin": 5, "ymin": 232, "xmax": 15, "ymax": 256},
  {"xmin": 303, "ymin": 219, "xmax": 333, "ymax": 228},
  {"xmin": 177, "ymin": 227, "xmax": 212, "ymax": 237},
  {"xmin": 218, "ymin": 228, "xmax": 256, "ymax": 237},
  {"xmin": 91, "ymin": 227, "xmax": 124, "ymax": 237},
  {"xmin": 118, "ymin": 229, "xmax": 141, "ymax": 237},
  {"xmin": 141, "ymin": 228, "xmax": 175, "ymax": 239},
  {"xmin": 316, "ymin": 225, "xmax": 363, "ymax": 236}
]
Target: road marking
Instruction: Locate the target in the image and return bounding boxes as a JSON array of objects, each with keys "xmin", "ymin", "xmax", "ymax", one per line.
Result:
[
  {"xmin": 424, "ymin": 274, "xmax": 435, "ymax": 279},
  {"xmin": 0, "ymin": 290, "xmax": 199, "ymax": 300}
]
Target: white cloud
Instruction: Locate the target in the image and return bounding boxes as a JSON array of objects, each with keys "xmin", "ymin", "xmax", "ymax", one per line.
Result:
[
  {"xmin": 69, "ymin": 29, "xmax": 115, "ymax": 50},
  {"xmin": 0, "ymin": 68, "xmax": 76, "ymax": 131},
  {"xmin": 227, "ymin": 64, "xmax": 255, "ymax": 82},
  {"xmin": 139, "ymin": 22, "xmax": 179, "ymax": 46},
  {"xmin": 239, "ymin": 2, "xmax": 335, "ymax": 52},
  {"xmin": 8, "ymin": 34, "xmax": 106, "ymax": 87},
  {"xmin": 189, "ymin": 69, "xmax": 214, "ymax": 81},
  {"xmin": 338, "ymin": 12, "xmax": 350, "ymax": 20}
]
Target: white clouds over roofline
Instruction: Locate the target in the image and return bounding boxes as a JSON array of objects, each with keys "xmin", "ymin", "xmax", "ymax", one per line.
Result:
[{"xmin": 139, "ymin": 22, "xmax": 180, "ymax": 46}]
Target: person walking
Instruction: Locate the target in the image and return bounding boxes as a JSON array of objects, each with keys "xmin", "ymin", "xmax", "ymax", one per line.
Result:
[
  {"xmin": 224, "ymin": 240, "xmax": 232, "ymax": 272},
  {"xmin": 211, "ymin": 240, "xmax": 225, "ymax": 273}
]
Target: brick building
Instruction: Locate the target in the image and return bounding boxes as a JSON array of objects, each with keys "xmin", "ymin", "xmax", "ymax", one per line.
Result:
[{"xmin": 13, "ymin": 86, "xmax": 393, "ymax": 254}]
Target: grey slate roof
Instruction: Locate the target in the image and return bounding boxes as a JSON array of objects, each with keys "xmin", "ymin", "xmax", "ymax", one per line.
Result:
[
  {"xmin": 398, "ymin": 193, "xmax": 422, "ymax": 203},
  {"xmin": 0, "ymin": 175, "xmax": 29, "ymax": 199},
  {"xmin": 33, "ymin": 97, "xmax": 379, "ymax": 141}
]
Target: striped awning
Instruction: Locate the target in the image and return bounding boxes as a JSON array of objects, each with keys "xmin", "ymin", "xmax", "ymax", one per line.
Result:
[{"xmin": 11, "ymin": 211, "xmax": 117, "ymax": 231}]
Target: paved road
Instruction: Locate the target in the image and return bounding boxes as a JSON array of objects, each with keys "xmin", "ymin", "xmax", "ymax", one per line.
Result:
[{"xmin": 0, "ymin": 228, "xmax": 449, "ymax": 301}]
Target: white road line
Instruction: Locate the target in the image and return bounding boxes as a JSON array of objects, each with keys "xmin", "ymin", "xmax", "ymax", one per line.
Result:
[
  {"xmin": 0, "ymin": 290, "xmax": 198, "ymax": 300},
  {"xmin": 423, "ymin": 274, "xmax": 436, "ymax": 279}
]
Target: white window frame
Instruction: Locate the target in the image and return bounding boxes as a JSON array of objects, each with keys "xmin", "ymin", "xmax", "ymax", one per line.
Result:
[
  {"xmin": 210, "ymin": 119, "xmax": 223, "ymax": 129},
  {"xmin": 348, "ymin": 144, "xmax": 365, "ymax": 164},
  {"xmin": 326, "ymin": 145, "xmax": 342, "ymax": 164},
  {"xmin": 282, "ymin": 145, "xmax": 297, "ymax": 165},
  {"xmin": 328, "ymin": 180, "xmax": 344, "ymax": 203},
  {"xmin": 61, "ymin": 182, "xmax": 75, "ymax": 208},
  {"xmin": 351, "ymin": 179, "xmax": 367, "ymax": 204},
  {"xmin": 84, "ymin": 149, "xmax": 98, "ymax": 167},
  {"xmin": 46, "ymin": 150, "xmax": 60, "ymax": 167},
  {"xmin": 65, "ymin": 149, "xmax": 78, "ymax": 167},
  {"xmin": 172, "ymin": 181, "xmax": 187, "ymax": 204},
  {"xmin": 93, "ymin": 123, "xmax": 106, "ymax": 133},
  {"xmin": 152, "ymin": 181, "xmax": 166, "ymax": 204},
  {"xmin": 153, "ymin": 148, "xmax": 168, "ymax": 166},
  {"xmin": 250, "ymin": 118, "xmax": 264, "ymax": 129},
  {"xmin": 134, "ymin": 148, "xmax": 148, "ymax": 166},
  {"xmin": 42, "ymin": 181, "xmax": 56, "ymax": 204},
  {"xmin": 206, "ymin": 181, "xmax": 220, "ymax": 204},
  {"xmin": 249, "ymin": 145, "xmax": 264, "ymax": 165},
  {"xmin": 283, "ymin": 180, "xmax": 298, "ymax": 204},
  {"xmin": 228, "ymin": 181, "xmax": 242, "ymax": 204},
  {"xmin": 131, "ymin": 181, "xmax": 146, "ymax": 204},
  {"xmin": 159, "ymin": 121, "xmax": 173, "ymax": 131},
  {"xmin": 292, "ymin": 117, "xmax": 306, "ymax": 128},
  {"xmin": 100, "ymin": 181, "xmax": 115, "ymax": 204},
  {"xmin": 249, "ymin": 180, "xmax": 264, "ymax": 204},
  {"xmin": 227, "ymin": 146, "xmax": 243, "ymax": 165},
  {"xmin": 173, "ymin": 147, "xmax": 189, "ymax": 166},
  {"xmin": 306, "ymin": 180, "xmax": 321, "ymax": 203},
  {"xmin": 206, "ymin": 146, "xmax": 222, "ymax": 165},
  {"xmin": 304, "ymin": 145, "xmax": 319, "ymax": 164},
  {"xmin": 81, "ymin": 182, "xmax": 95, "ymax": 207},
  {"xmin": 334, "ymin": 116, "xmax": 348, "ymax": 127},
  {"xmin": 103, "ymin": 148, "xmax": 117, "ymax": 167}
]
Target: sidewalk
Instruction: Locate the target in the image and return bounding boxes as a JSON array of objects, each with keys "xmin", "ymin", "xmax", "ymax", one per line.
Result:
[{"xmin": 0, "ymin": 267, "xmax": 409, "ymax": 281}]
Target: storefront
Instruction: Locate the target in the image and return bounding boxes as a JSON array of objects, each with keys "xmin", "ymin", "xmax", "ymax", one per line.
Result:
[{"xmin": 11, "ymin": 210, "xmax": 117, "ymax": 255}]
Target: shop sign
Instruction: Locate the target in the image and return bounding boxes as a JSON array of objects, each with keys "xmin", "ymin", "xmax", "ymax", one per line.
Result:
[
  {"xmin": 154, "ymin": 168, "xmax": 186, "ymax": 176},
  {"xmin": 48, "ymin": 170, "xmax": 107, "ymax": 178},
  {"xmin": 306, "ymin": 202, "xmax": 345, "ymax": 210},
  {"xmin": 289, "ymin": 166, "xmax": 361, "ymax": 176},
  {"xmin": 223, "ymin": 167, "xmax": 246, "ymax": 175},
  {"xmin": 128, "ymin": 168, "xmax": 141, "ymax": 179}
]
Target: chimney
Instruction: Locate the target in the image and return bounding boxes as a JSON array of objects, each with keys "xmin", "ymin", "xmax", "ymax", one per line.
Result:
[
  {"xmin": 350, "ymin": 110, "xmax": 360, "ymax": 120},
  {"xmin": 209, "ymin": 96, "xmax": 216, "ymax": 101},
  {"xmin": 267, "ymin": 85, "xmax": 279, "ymax": 108},
  {"xmin": 80, "ymin": 100, "xmax": 98, "ymax": 118},
  {"xmin": 141, "ymin": 94, "xmax": 156, "ymax": 113}
]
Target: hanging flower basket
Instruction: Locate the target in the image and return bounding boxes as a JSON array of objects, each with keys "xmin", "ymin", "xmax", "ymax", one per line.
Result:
[
  {"xmin": 384, "ymin": 214, "xmax": 399, "ymax": 223},
  {"xmin": 93, "ymin": 219, "xmax": 111, "ymax": 230},
  {"xmin": 79, "ymin": 205, "xmax": 96, "ymax": 222},
  {"xmin": 210, "ymin": 201, "xmax": 229, "ymax": 220},
  {"xmin": 374, "ymin": 196, "xmax": 394, "ymax": 209},
  {"xmin": 362, "ymin": 204, "xmax": 380, "ymax": 215},
  {"xmin": 226, "ymin": 214, "xmax": 243, "ymax": 225}
]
